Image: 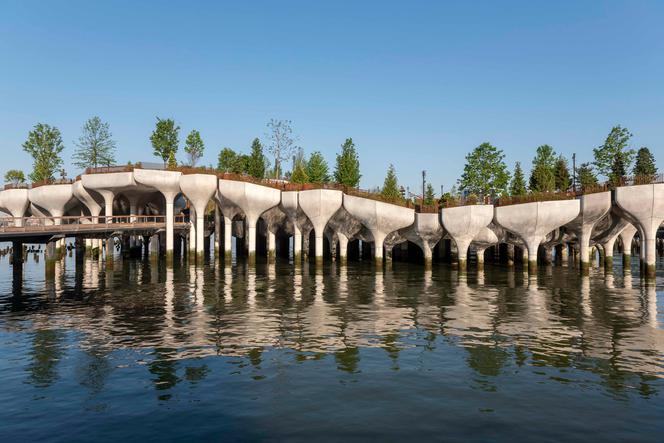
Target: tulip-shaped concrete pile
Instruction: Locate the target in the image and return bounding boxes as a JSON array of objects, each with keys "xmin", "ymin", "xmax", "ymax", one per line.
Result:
[
  {"xmin": 280, "ymin": 191, "xmax": 303, "ymax": 260},
  {"xmin": 73, "ymin": 181, "xmax": 103, "ymax": 223},
  {"xmin": 402, "ymin": 212, "xmax": 443, "ymax": 269},
  {"xmin": 565, "ymin": 192, "xmax": 611, "ymax": 273},
  {"xmin": 0, "ymin": 188, "xmax": 30, "ymax": 227},
  {"xmin": 440, "ymin": 204, "xmax": 493, "ymax": 270},
  {"xmin": 29, "ymin": 184, "xmax": 74, "ymax": 225},
  {"xmin": 179, "ymin": 174, "xmax": 218, "ymax": 259},
  {"xmin": 81, "ymin": 171, "xmax": 136, "ymax": 222},
  {"xmin": 298, "ymin": 189, "xmax": 343, "ymax": 264}
]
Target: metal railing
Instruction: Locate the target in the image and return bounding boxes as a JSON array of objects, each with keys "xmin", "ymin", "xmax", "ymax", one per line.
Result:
[{"xmin": 0, "ymin": 215, "xmax": 188, "ymax": 233}]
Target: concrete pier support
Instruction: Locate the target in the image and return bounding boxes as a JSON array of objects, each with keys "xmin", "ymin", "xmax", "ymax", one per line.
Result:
[
  {"xmin": 337, "ymin": 232, "xmax": 349, "ymax": 265},
  {"xmin": 180, "ymin": 173, "xmax": 218, "ymax": 260},
  {"xmin": 11, "ymin": 240, "xmax": 23, "ymax": 265},
  {"xmin": 2, "ymin": 188, "xmax": 30, "ymax": 227},
  {"xmin": 223, "ymin": 216, "xmax": 232, "ymax": 260},
  {"xmin": 566, "ymin": 192, "xmax": 611, "ymax": 274},
  {"xmin": 214, "ymin": 205, "xmax": 221, "ymax": 257},
  {"xmin": 440, "ymin": 205, "xmax": 493, "ymax": 270},
  {"xmin": 268, "ymin": 231, "xmax": 276, "ymax": 262},
  {"xmin": 298, "ymin": 189, "xmax": 343, "ymax": 264},
  {"xmin": 619, "ymin": 224, "xmax": 637, "ymax": 268}
]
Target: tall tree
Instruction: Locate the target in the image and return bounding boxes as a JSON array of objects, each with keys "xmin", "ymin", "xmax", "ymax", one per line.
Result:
[
  {"xmin": 554, "ymin": 155, "xmax": 571, "ymax": 192},
  {"xmin": 266, "ymin": 119, "xmax": 297, "ymax": 179},
  {"xmin": 72, "ymin": 116, "xmax": 117, "ymax": 169},
  {"xmin": 22, "ymin": 123, "xmax": 65, "ymax": 182},
  {"xmin": 424, "ymin": 183, "xmax": 436, "ymax": 205},
  {"xmin": 528, "ymin": 145, "xmax": 557, "ymax": 192},
  {"xmin": 333, "ymin": 138, "xmax": 361, "ymax": 187},
  {"xmin": 593, "ymin": 125, "xmax": 635, "ymax": 181},
  {"xmin": 381, "ymin": 164, "xmax": 400, "ymax": 200},
  {"xmin": 150, "ymin": 117, "xmax": 180, "ymax": 166},
  {"xmin": 290, "ymin": 148, "xmax": 309, "ymax": 184},
  {"xmin": 4, "ymin": 169, "xmax": 25, "ymax": 186},
  {"xmin": 217, "ymin": 147, "xmax": 238, "ymax": 173},
  {"xmin": 184, "ymin": 129, "xmax": 204, "ymax": 167},
  {"xmin": 633, "ymin": 147, "xmax": 657, "ymax": 176},
  {"xmin": 577, "ymin": 162, "xmax": 598, "ymax": 189},
  {"xmin": 458, "ymin": 142, "xmax": 510, "ymax": 197},
  {"xmin": 246, "ymin": 138, "xmax": 268, "ymax": 179},
  {"xmin": 306, "ymin": 151, "xmax": 330, "ymax": 183},
  {"xmin": 509, "ymin": 162, "xmax": 527, "ymax": 196}
]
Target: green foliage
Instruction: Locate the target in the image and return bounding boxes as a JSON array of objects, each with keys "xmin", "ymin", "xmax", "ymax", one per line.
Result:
[
  {"xmin": 246, "ymin": 138, "xmax": 268, "ymax": 178},
  {"xmin": 458, "ymin": 142, "xmax": 510, "ymax": 197},
  {"xmin": 306, "ymin": 151, "xmax": 330, "ymax": 183},
  {"xmin": 424, "ymin": 183, "xmax": 436, "ymax": 205},
  {"xmin": 4, "ymin": 169, "xmax": 25, "ymax": 185},
  {"xmin": 509, "ymin": 162, "xmax": 527, "ymax": 196},
  {"xmin": 333, "ymin": 138, "xmax": 361, "ymax": 187},
  {"xmin": 528, "ymin": 145, "xmax": 557, "ymax": 192},
  {"xmin": 381, "ymin": 164, "xmax": 400, "ymax": 200},
  {"xmin": 150, "ymin": 117, "xmax": 180, "ymax": 165},
  {"xmin": 216, "ymin": 147, "xmax": 249, "ymax": 174},
  {"xmin": 290, "ymin": 148, "xmax": 309, "ymax": 184},
  {"xmin": 633, "ymin": 147, "xmax": 657, "ymax": 176},
  {"xmin": 184, "ymin": 129, "xmax": 204, "ymax": 167},
  {"xmin": 593, "ymin": 125, "xmax": 635, "ymax": 181},
  {"xmin": 22, "ymin": 123, "xmax": 65, "ymax": 182},
  {"xmin": 577, "ymin": 162, "xmax": 598, "ymax": 189},
  {"xmin": 72, "ymin": 116, "xmax": 117, "ymax": 169},
  {"xmin": 167, "ymin": 151, "xmax": 177, "ymax": 169},
  {"xmin": 554, "ymin": 155, "xmax": 571, "ymax": 192}
]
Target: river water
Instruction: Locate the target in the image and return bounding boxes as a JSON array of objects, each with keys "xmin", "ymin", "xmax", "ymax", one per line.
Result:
[{"xmin": 1, "ymin": 250, "xmax": 663, "ymax": 442}]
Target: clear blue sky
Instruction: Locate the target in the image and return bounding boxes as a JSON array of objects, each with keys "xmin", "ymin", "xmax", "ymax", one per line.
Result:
[{"xmin": 1, "ymin": 0, "xmax": 662, "ymax": 193}]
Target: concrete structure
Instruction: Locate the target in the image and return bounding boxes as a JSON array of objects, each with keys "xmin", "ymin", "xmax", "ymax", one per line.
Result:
[
  {"xmin": 81, "ymin": 171, "xmax": 136, "ymax": 221},
  {"xmin": 401, "ymin": 212, "xmax": 443, "ymax": 268},
  {"xmin": 565, "ymin": 192, "xmax": 611, "ymax": 273},
  {"xmin": 494, "ymin": 200, "xmax": 580, "ymax": 273},
  {"xmin": 619, "ymin": 224, "xmax": 638, "ymax": 267},
  {"xmin": 280, "ymin": 191, "xmax": 302, "ymax": 261},
  {"xmin": 73, "ymin": 181, "xmax": 103, "ymax": 222},
  {"xmin": 1, "ymin": 188, "xmax": 30, "ymax": 227},
  {"xmin": 179, "ymin": 173, "xmax": 218, "ymax": 257},
  {"xmin": 472, "ymin": 226, "xmax": 500, "ymax": 268},
  {"xmin": 297, "ymin": 189, "xmax": 343, "ymax": 264},
  {"xmin": 440, "ymin": 205, "xmax": 493, "ymax": 269},
  {"xmin": 28, "ymin": 184, "xmax": 75, "ymax": 225}
]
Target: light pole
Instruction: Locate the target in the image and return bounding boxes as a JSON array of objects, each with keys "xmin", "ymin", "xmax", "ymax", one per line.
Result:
[{"xmin": 422, "ymin": 170, "xmax": 426, "ymax": 204}]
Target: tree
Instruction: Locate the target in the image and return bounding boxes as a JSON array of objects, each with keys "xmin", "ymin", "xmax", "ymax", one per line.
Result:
[
  {"xmin": 577, "ymin": 162, "xmax": 598, "ymax": 189},
  {"xmin": 22, "ymin": 123, "xmax": 65, "ymax": 182},
  {"xmin": 528, "ymin": 145, "xmax": 557, "ymax": 192},
  {"xmin": 424, "ymin": 183, "xmax": 436, "ymax": 205},
  {"xmin": 72, "ymin": 116, "xmax": 117, "ymax": 169},
  {"xmin": 4, "ymin": 169, "xmax": 25, "ymax": 185},
  {"xmin": 333, "ymin": 138, "xmax": 361, "ymax": 187},
  {"xmin": 167, "ymin": 151, "xmax": 177, "ymax": 169},
  {"xmin": 554, "ymin": 155, "xmax": 571, "ymax": 192},
  {"xmin": 633, "ymin": 147, "xmax": 657, "ymax": 176},
  {"xmin": 290, "ymin": 148, "xmax": 309, "ymax": 184},
  {"xmin": 381, "ymin": 164, "xmax": 400, "ymax": 200},
  {"xmin": 150, "ymin": 117, "xmax": 180, "ymax": 166},
  {"xmin": 218, "ymin": 147, "xmax": 238, "ymax": 173},
  {"xmin": 458, "ymin": 142, "xmax": 510, "ymax": 197},
  {"xmin": 593, "ymin": 125, "xmax": 635, "ymax": 181},
  {"xmin": 306, "ymin": 151, "xmax": 330, "ymax": 183},
  {"xmin": 509, "ymin": 162, "xmax": 527, "ymax": 196},
  {"xmin": 184, "ymin": 130, "xmax": 204, "ymax": 167},
  {"xmin": 246, "ymin": 138, "xmax": 268, "ymax": 179},
  {"xmin": 266, "ymin": 119, "xmax": 298, "ymax": 179}
]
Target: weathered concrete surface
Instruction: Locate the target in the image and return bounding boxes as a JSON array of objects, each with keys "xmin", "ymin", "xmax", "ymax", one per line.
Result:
[
  {"xmin": 81, "ymin": 172, "xmax": 136, "ymax": 220},
  {"xmin": 343, "ymin": 195, "xmax": 415, "ymax": 264},
  {"xmin": 327, "ymin": 207, "xmax": 366, "ymax": 263},
  {"xmin": 179, "ymin": 173, "xmax": 218, "ymax": 256},
  {"xmin": 565, "ymin": 192, "xmax": 611, "ymax": 272},
  {"xmin": 279, "ymin": 191, "xmax": 303, "ymax": 260},
  {"xmin": 28, "ymin": 184, "xmax": 74, "ymax": 225},
  {"xmin": 592, "ymin": 213, "xmax": 631, "ymax": 269},
  {"xmin": 402, "ymin": 212, "xmax": 443, "ymax": 268},
  {"xmin": 73, "ymin": 181, "xmax": 103, "ymax": 221},
  {"xmin": 298, "ymin": 189, "xmax": 343, "ymax": 263},
  {"xmin": 615, "ymin": 184, "xmax": 664, "ymax": 277},
  {"xmin": 619, "ymin": 224, "xmax": 638, "ymax": 266},
  {"xmin": 494, "ymin": 200, "xmax": 580, "ymax": 273},
  {"xmin": 472, "ymin": 225, "xmax": 500, "ymax": 267},
  {"xmin": 440, "ymin": 205, "xmax": 493, "ymax": 269},
  {"xmin": 0, "ymin": 188, "xmax": 30, "ymax": 227},
  {"xmin": 218, "ymin": 180, "xmax": 281, "ymax": 260}
]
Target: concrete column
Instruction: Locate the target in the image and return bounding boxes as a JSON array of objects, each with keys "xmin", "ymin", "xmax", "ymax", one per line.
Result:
[
  {"xmin": 268, "ymin": 231, "xmax": 276, "ymax": 262},
  {"xmin": 620, "ymin": 225, "xmax": 636, "ymax": 268},
  {"xmin": 506, "ymin": 243, "xmax": 515, "ymax": 266},
  {"xmin": 314, "ymin": 235, "xmax": 324, "ymax": 265},
  {"xmin": 99, "ymin": 190, "xmax": 114, "ymax": 223},
  {"xmin": 189, "ymin": 206, "xmax": 197, "ymax": 255},
  {"xmin": 338, "ymin": 232, "xmax": 348, "ymax": 265},
  {"xmin": 214, "ymin": 205, "xmax": 221, "ymax": 257},
  {"xmin": 247, "ymin": 220, "xmax": 257, "ymax": 262},
  {"xmin": 224, "ymin": 216, "xmax": 232, "ymax": 260},
  {"xmin": 165, "ymin": 198, "xmax": 175, "ymax": 254},
  {"xmin": 11, "ymin": 241, "xmax": 23, "ymax": 265},
  {"xmin": 196, "ymin": 210, "xmax": 205, "ymax": 259},
  {"xmin": 476, "ymin": 247, "xmax": 486, "ymax": 270},
  {"xmin": 602, "ymin": 237, "xmax": 616, "ymax": 270},
  {"xmin": 454, "ymin": 238, "xmax": 471, "ymax": 270},
  {"xmin": 105, "ymin": 237, "xmax": 114, "ymax": 262},
  {"xmin": 373, "ymin": 232, "xmax": 387, "ymax": 266},
  {"xmin": 578, "ymin": 226, "xmax": 592, "ymax": 274},
  {"xmin": 293, "ymin": 226, "xmax": 302, "ymax": 262},
  {"xmin": 422, "ymin": 243, "xmax": 433, "ymax": 270}
]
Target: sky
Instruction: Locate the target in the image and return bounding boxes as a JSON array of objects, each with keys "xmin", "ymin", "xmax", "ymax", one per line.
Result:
[{"xmin": 1, "ymin": 0, "xmax": 662, "ymax": 193}]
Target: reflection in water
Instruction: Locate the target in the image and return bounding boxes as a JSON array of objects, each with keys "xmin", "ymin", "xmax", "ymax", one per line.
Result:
[{"xmin": 0, "ymin": 252, "xmax": 663, "ymax": 441}]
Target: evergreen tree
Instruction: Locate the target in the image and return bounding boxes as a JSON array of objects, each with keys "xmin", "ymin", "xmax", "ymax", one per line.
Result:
[
  {"xmin": 167, "ymin": 151, "xmax": 177, "ymax": 169},
  {"xmin": 577, "ymin": 162, "xmax": 598, "ymax": 189},
  {"xmin": 22, "ymin": 123, "xmax": 65, "ymax": 182},
  {"xmin": 150, "ymin": 117, "xmax": 180, "ymax": 166},
  {"xmin": 184, "ymin": 129, "xmax": 204, "ymax": 167},
  {"xmin": 333, "ymin": 138, "xmax": 361, "ymax": 187},
  {"xmin": 424, "ymin": 183, "xmax": 436, "ymax": 205},
  {"xmin": 633, "ymin": 147, "xmax": 657, "ymax": 176},
  {"xmin": 72, "ymin": 116, "xmax": 117, "ymax": 169},
  {"xmin": 593, "ymin": 125, "xmax": 635, "ymax": 181},
  {"xmin": 458, "ymin": 142, "xmax": 510, "ymax": 197},
  {"xmin": 306, "ymin": 151, "xmax": 330, "ymax": 183},
  {"xmin": 554, "ymin": 155, "xmax": 571, "ymax": 192},
  {"xmin": 290, "ymin": 148, "xmax": 309, "ymax": 184},
  {"xmin": 528, "ymin": 145, "xmax": 557, "ymax": 192},
  {"xmin": 509, "ymin": 162, "xmax": 527, "ymax": 196},
  {"xmin": 246, "ymin": 138, "xmax": 267, "ymax": 178},
  {"xmin": 4, "ymin": 169, "xmax": 25, "ymax": 186},
  {"xmin": 381, "ymin": 164, "xmax": 400, "ymax": 200}
]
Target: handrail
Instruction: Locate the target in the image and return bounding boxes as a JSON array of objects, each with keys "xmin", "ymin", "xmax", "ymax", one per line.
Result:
[{"xmin": 0, "ymin": 215, "xmax": 189, "ymax": 233}]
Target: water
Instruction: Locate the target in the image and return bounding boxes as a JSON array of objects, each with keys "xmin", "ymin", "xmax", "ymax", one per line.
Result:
[{"xmin": 1, "ymin": 251, "xmax": 663, "ymax": 442}]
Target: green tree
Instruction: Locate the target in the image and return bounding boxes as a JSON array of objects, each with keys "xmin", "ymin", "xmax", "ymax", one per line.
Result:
[
  {"xmin": 290, "ymin": 148, "xmax": 309, "ymax": 184},
  {"xmin": 458, "ymin": 142, "xmax": 510, "ymax": 197},
  {"xmin": 333, "ymin": 138, "xmax": 361, "ymax": 187},
  {"xmin": 554, "ymin": 155, "xmax": 571, "ymax": 192},
  {"xmin": 528, "ymin": 145, "xmax": 557, "ymax": 192},
  {"xmin": 72, "ymin": 116, "xmax": 117, "ymax": 169},
  {"xmin": 246, "ymin": 138, "xmax": 268, "ymax": 178},
  {"xmin": 217, "ymin": 147, "xmax": 238, "ymax": 173},
  {"xmin": 633, "ymin": 147, "xmax": 657, "ymax": 176},
  {"xmin": 4, "ymin": 169, "xmax": 25, "ymax": 185},
  {"xmin": 184, "ymin": 129, "xmax": 204, "ymax": 167},
  {"xmin": 509, "ymin": 162, "xmax": 527, "ymax": 196},
  {"xmin": 424, "ymin": 183, "xmax": 436, "ymax": 205},
  {"xmin": 150, "ymin": 117, "xmax": 180, "ymax": 166},
  {"xmin": 306, "ymin": 151, "xmax": 330, "ymax": 183},
  {"xmin": 167, "ymin": 151, "xmax": 177, "ymax": 169},
  {"xmin": 593, "ymin": 125, "xmax": 635, "ymax": 181},
  {"xmin": 22, "ymin": 123, "xmax": 65, "ymax": 182},
  {"xmin": 381, "ymin": 164, "xmax": 400, "ymax": 200},
  {"xmin": 577, "ymin": 162, "xmax": 598, "ymax": 189}
]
